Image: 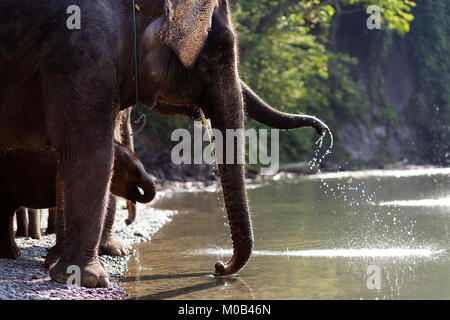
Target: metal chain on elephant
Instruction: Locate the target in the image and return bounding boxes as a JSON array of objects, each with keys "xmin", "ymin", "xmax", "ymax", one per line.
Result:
[{"xmin": 131, "ymin": 0, "xmax": 147, "ymax": 137}]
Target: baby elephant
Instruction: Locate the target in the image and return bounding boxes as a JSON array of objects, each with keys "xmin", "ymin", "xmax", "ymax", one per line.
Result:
[{"xmin": 0, "ymin": 142, "xmax": 156, "ymax": 259}]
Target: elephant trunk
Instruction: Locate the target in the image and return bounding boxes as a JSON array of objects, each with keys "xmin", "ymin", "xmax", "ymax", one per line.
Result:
[
  {"xmin": 241, "ymin": 81, "xmax": 329, "ymax": 135},
  {"xmin": 133, "ymin": 175, "xmax": 156, "ymax": 204},
  {"xmin": 214, "ymin": 162, "xmax": 253, "ymax": 276},
  {"xmin": 208, "ymin": 64, "xmax": 254, "ymax": 277},
  {"xmin": 125, "ymin": 200, "xmax": 137, "ymax": 225}
]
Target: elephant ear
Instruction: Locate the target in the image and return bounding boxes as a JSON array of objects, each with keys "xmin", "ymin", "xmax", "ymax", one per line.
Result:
[{"xmin": 162, "ymin": 0, "xmax": 218, "ymax": 68}]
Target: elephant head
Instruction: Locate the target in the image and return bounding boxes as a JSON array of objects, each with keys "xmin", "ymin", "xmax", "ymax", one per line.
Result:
[
  {"xmin": 111, "ymin": 142, "xmax": 156, "ymax": 205},
  {"xmin": 142, "ymin": 0, "xmax": 253, "ymax": 276},
  {"xmin": 140, "ymin": 0, "xmax": 328, "ymax": 277}
]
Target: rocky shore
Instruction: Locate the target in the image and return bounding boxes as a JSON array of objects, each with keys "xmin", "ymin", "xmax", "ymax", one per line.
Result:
[{"xmin": 0, "ymin": 196, "xmax": 176, "ymax": 300}]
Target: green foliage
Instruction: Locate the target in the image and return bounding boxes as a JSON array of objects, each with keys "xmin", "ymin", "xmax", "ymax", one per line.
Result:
[
  {"xmin": 233, "ymin": 0, "xmax": 416, "ymax": 163},
  {"xmin": 365, "ymin": 30, "xmax": 397, "ymax": 125},
  {"xmin": 138, "ymin": 107, "xmax": 191, "ymax": 148},
  {"xmin": 406, "ymin": 0, "xmax": 450, "ymax": 163},
  {"xmin": 344, "ymin": 0, "xmax": 415, "ymax": 34}
]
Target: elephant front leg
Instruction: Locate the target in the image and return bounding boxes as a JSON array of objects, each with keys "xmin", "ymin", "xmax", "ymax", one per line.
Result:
[
  {"xmin": 49, "ymin": 140, "xmax": 113, "ymax": 288},
  {"xmin": 99, "ymin": 195, "xmax": 127, "ymax": 256},
  {"xmin": 45, "ymin": 168, "xmax": 65, "ymax": 269},
  {"xmin": 45, "ymin": 207, "xmax": 64, "ymax": 268},
  {"xmin": 15, "ymin": 208, "xmax": 28, "ymax": 237},
  {"xmin": 0, "ymin": 208, "xmax": 21, "ymax": 259},
  {"xmin": 46, "ymin": 208, "xmax": 57, "ymax": 235}
]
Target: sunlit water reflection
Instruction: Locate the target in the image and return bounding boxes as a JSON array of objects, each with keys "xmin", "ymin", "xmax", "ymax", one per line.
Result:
[
  {"xmin": 379, "ymin": 198, "xmax": 450, "ymax": 207},
  {"xmin": 122, "ymin": 168, "xmax": 450, "ymax": 299},
  {"xmin": 192, "ymin": 248, "xmax": 443, "ymax": 258}
]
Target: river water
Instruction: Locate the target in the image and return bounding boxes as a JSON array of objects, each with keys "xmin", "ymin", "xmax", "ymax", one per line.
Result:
[{"xmin": 122, "ymin": 168, "xmax": 450, "ymax": 299}]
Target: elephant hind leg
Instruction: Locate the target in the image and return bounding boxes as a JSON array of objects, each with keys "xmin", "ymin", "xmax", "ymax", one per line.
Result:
[
  {"xmin": 0, "ymin": 207, "xmax": 21, "ymax": 259},
  {"xmin": 28, "ymin": 209, "xmax": 41, "ymax": 240}
]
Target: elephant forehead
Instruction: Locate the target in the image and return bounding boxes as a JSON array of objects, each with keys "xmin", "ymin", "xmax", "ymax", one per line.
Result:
[
  {"xmin": 166, "ymin": 0, "xmax": 217, "ymax": 23},
  {"xmin": 166, "ymin": 0, "xmax": 216, "ymax": 39}
]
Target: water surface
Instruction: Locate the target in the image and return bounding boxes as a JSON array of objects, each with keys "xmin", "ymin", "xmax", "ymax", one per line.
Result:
[{"xmin": 122, "ymin": 168, "xmax": 450, "ymax": 299}]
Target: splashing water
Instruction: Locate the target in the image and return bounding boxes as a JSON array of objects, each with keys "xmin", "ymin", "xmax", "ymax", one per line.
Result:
[
  {"xmin": 200, "ymin": 115, "xmax": 227, "ymax": 221},
  {"xmin": 301, "ymin": 130, "xmax": 445, "ymax": 251},
  {"xmin": 306, "ymin": 129, "xmax": 373, "ymax": 207},
  {"xmin": 308, "ymin": 130, "xmax": 334, "ymax": 171},
  {"xmin": 200, "ymin": 113, "xmax": 216, "ymax": 174},
  {"xmin": 306, "ymin": 167, "xmax": 450, "ymax": 180},
  {"xmin": 312, "ymin": 173, "xmax": 420, "ymax": 249}
]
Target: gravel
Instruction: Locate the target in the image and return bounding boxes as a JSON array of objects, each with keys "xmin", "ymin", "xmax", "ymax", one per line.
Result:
[{"xmin": 0, "ymin": 193, "xmax": 177, "ymax": 300}]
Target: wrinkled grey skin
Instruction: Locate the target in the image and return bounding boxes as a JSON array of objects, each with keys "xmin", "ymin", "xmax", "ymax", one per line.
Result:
[
  {"xmin": 0, "ymin": 0, "xmax": 328, "ymax": 287},
  {"xmin": 47, "ymin": 208, "xmax": 57, "ymax": 235}
]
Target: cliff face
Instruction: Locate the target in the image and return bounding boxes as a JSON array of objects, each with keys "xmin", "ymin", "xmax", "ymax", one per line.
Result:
[
  {"xmin": 335, "ymin": 13, "xmax": 416, "ymax": 164},
  {"xmin": 333, "ymin": 1, "xmax": 449, "ymax": 167}
]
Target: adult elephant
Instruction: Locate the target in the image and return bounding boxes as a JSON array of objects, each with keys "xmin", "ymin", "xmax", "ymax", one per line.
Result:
[
  {"xmin": 14, "ymin": 109, "xmax": 139, "ymax": 256},
  {"xmin": 0, "ymin": 0, "xmax": 328, "ymax": 287}
]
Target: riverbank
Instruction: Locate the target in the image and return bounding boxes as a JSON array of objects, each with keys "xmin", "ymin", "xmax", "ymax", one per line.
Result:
[{"xmin": 0, "ymin": 196, "xmax": 177, "ymax": 300}]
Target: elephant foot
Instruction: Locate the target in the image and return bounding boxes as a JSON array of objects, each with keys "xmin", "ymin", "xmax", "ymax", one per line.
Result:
[
  {"xmin": 49, "ymin": 258, "xmax": 109, "ymax": 288},
  {"xmin": 15, "ymin": 230, "xmax": 27, "ymax": 238},
  {"xmin": 0, "ymin": 240, "xmax": 21, "ymax": 259},
  {"xmin": 44, "ymin": 244, "xmax": 62, "ymax": 269},
  {"xmin": 99, "ymin": 238, "xmax": 127, "ymax": 256},
  {"xmin": 28, "ymin": 229, "xmax": 41, "ymax": 240},
  {"xmin": 46, "ymin": 226, "xmax": 56, "ymax": 235}
]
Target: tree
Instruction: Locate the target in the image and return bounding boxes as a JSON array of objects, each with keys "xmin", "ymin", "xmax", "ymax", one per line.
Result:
[{"xmin": 231, "ymin": 0, "xmax": 416, "ymax": 163}]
